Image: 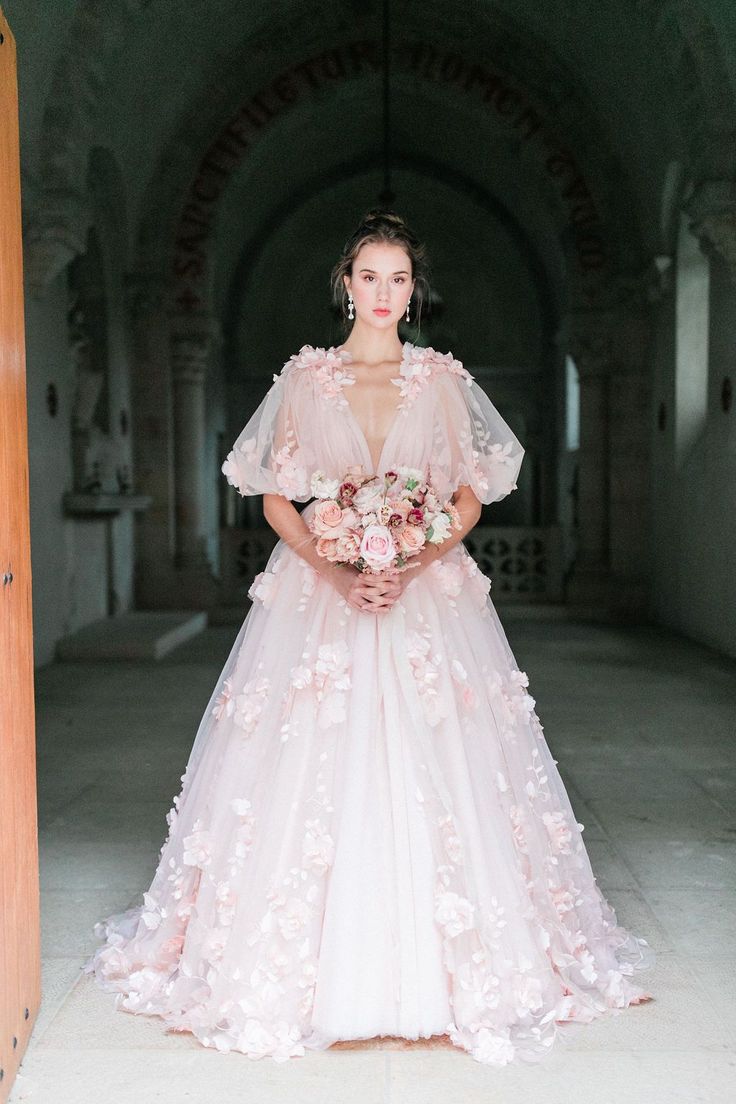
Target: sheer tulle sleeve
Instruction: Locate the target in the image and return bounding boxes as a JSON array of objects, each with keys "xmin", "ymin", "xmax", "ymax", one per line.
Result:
[
  {"xmin": 221, "ymin": 356, "xmax": 315, "ymax": 501},
  {"xmin": 431, "ymin": 364, "xmax": 525, "ymax": 505}
]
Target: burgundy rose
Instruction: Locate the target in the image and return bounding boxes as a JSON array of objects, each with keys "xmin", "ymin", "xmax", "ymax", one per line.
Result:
[
  {"xmin": 339, "ymin": 481, "xmax": 358, "ymax": 502},
  {"xmin": 387, "ymin": 512, "xmax": 403, "ymax": 528},
  {"xmin": 407, "ymin": 507, "xmax": 425, "ymax": 525}
]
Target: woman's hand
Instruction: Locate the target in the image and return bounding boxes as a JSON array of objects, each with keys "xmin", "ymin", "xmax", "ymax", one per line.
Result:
[
  {"xmin": 328, "ymin": 564, "xmax": 404, "ymax": 614},
  {"xmin": 351, "ymin": 564, "xmax": 423, "ymax": 613}
]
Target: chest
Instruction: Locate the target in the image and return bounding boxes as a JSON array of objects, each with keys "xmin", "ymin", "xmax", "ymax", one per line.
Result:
[
  {"xmin": 301, "ymin": 343, "xmax": 440, "ymax": 475},
  {"xmin": 342, "ymin": 372, "xmax": 405, "ymax": 447}
]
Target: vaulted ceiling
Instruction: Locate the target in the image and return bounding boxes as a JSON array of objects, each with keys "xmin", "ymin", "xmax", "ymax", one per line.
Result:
[{"xmin": 9, "ymin": 0, "xmax": 736, "ymax": 367}]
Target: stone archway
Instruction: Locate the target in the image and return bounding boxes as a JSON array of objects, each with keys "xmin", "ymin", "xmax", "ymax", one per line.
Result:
[{"xmin": 124, "ymin": 28, "xmax": 645, "ymax": 610}]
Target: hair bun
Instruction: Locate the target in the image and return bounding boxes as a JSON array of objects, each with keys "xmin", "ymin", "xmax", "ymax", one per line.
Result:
[{"xmin": 363, "ymin": 208, "xmax": 406, "ymax": 228}]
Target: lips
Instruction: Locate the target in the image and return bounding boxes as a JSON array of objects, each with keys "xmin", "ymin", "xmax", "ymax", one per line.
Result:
[{"xmin": 373, "ymin": 309, "xmax": 391, "ymax": 315}]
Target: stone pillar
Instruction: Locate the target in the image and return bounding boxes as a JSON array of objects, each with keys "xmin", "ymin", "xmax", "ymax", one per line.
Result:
[
  {"xmin": 170, "ymin": 313, "xmax": 221, "ymax": 606},
  {"xmin": 607, "ymin": 301, "xmax": 653, "ymax": 615},
  {"xmin": 124, "ymin": 272, "xmax": 178, "ymax": 608},
  {"xmin": 563, "ymin": 295, "xmax": 654, "ymax": 617},
  {"xmin": 563, "ymin": 310, "xmax": 614, "ymax": 608}
]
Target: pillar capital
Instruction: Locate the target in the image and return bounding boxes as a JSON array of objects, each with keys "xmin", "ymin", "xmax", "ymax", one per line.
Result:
[
  {"xmin": 559, "ymin": 309, "xmax": 614, "ymax": 377},
  {"xmin": 23, "ymin": 186, "xmax": 90, "ymax": 296},
  {"xmin": 170, "ymin": 313, "xmax": 221, "ymax": 384},
  {"xmin": 641, "ymin": 255, "xmax": 674, "ymax": 304},
  {"xmin": 683, "ymin": 180, "xmax": 736, "ymax": 280}
]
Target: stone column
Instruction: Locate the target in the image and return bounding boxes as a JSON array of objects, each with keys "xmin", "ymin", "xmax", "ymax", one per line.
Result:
[
  {"xmin": 170, "ymin": 312, "xmax": 221, "ymax": 606},
  {"xmin": 563, "ymin": 310, "xmax": 614, "ymax": 608},
  {"xmin": 124, "ymin": 272, "xmax": 178, "ymax": 608},
  {"xmin": 607, "ymin": 298, "xmax": 653, "ymax": 615}
]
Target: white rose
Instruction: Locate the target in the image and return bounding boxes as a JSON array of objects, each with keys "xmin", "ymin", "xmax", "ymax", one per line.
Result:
[
  {"xmin": 428, "ymin": 512, "xmax": 452, "ymax": 543},
  {"xmin": 310, "ymin": 471, "xmax": 341, "ymax": 499},
  {"xmin": 396, "ymin": 465, "xmax": 425, "ymax": 482},
  {"xmin": 352, "ymin": 481, "xmax": 386, "ymax": 513}
]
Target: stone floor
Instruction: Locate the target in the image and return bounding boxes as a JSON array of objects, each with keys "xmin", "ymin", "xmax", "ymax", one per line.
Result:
[{"xmin": 9, "ymin": 612, "xmax": 736, "ymax": 1103}]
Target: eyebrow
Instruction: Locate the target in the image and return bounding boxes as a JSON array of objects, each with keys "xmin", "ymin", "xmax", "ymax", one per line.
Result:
[{"xmin": 358, "ymin": 267, "xmax": 410, "ymax": 275}]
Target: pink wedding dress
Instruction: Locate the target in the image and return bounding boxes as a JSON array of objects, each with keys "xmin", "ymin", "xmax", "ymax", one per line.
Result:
[{"xmin": 83, "ymin": 341, "xmax": 655, "ymax": 1066}]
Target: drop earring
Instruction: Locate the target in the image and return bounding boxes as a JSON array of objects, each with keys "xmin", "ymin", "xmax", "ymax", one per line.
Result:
[
  {"xmin": 347, "ymin": 292, "xmax": 354, "ymax": 320},
  {"xmin": 405, "ymin": 298, "xmax": 411, "ymax": 322}
]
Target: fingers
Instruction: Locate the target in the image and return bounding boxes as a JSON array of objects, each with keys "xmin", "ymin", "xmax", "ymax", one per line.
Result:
[
  {"xmin": 351, "ymin": 586, "xmax": 397, "ymax": 613},
  {"xmin": 359, "ymin": 580, "xmax": 400, "ymax": 601},
  {"xmin": 349, "ymin": 570, "xmax": 404, "ymax": 613},
  {"xmin": 361, "ymin": 575, "xmax": 401, "ymax": 596}
]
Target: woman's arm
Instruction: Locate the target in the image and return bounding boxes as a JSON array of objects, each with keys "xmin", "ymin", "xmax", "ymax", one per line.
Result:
[
  {"xmin": 262, "ymin": 493, "xmax": 332, "ymax": 578},
  {"xmin": 399, "ymin": 483, "xmax": 482, "ymax": 580}
]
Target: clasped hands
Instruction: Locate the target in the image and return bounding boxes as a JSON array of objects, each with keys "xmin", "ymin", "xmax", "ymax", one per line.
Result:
[{"xmin": 332, "ymin": 561, "xmax": 423, "ymax": 614}]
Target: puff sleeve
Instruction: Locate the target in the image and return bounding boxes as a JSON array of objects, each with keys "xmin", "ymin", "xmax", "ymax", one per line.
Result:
[
  {"xmin": 221, "ymin": 355, "xmax": 315, "ymax": 501},
  {"xmin": 431, "ymin": 363, "xmax": 524, "ymax": 505}
]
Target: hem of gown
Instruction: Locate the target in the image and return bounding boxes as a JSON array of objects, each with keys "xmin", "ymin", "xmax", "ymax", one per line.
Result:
[{"xmin": 83, "ymin": 944, "xmax": 656, "ymax": 1068}]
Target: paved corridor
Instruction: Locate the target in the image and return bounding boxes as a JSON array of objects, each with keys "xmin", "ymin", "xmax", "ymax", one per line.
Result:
[{"xmin": 10, "ymin": 614, "xmax": 736, "ymax": 1103}]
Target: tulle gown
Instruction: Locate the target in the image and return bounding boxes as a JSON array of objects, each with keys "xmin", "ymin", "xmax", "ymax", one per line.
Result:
[{"xmin": 83, "ymin": 340, "xmax": 655, "ymax": 1067}]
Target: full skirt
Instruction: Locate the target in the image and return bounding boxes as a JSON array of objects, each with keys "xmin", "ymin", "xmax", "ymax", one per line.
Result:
[{"xmin": 83, "ymin": 527, "xmax": 655, "ymax": 1067}]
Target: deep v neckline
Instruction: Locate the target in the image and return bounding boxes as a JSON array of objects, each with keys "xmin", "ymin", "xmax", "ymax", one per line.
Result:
[{"xmin": 332, "ymin": 341, "xmax": 413, "ymax": 475}]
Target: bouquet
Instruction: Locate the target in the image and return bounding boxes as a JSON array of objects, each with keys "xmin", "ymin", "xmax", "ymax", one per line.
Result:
[{"xmin": 307, "ymin": 464, "xmax": 462, "ymax": 574}]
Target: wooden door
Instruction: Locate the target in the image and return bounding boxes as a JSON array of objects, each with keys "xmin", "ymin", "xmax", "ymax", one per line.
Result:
[{"xmin": 0, "ymin": 9, "xmax": 41, "ymax": 1100}]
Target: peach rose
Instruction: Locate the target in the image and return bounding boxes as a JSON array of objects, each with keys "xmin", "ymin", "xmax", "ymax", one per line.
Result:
[
  {"xmin": 389, "ymin": 499, "xmax": 412, "ymax": 521},
  {"xmin": 336, "ymin": 506, "xmax": 360, "ymax": 533},
  {"xmin": 335, "ymin": 533, "xmax": 361, "ymax": 561},
  {"xmin": 312, "ymin": 500, "xmax": 345, "ymax": 534},
  {"xmin": 316, "ymin": 536, "xmax": 340, "ymax": 561},
  {"xmin": 397, "ymin": 525, "xmax": 426, "ymax": 555}
]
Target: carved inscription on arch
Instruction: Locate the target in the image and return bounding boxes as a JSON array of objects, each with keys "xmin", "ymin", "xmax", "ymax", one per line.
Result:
[{"xmin": 173, "ymin": 40, "xmax": 608, "ymax": 312}]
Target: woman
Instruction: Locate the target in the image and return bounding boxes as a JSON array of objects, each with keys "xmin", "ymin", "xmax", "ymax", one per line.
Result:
[{"xmin": 84, "ymin": 209, "xmax": 655, "ymax": 1067}]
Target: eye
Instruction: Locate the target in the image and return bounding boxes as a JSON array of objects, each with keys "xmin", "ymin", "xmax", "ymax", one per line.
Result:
[{"xmin": 362, "ymin": 275, "xmax": 375, "ymax": 282}]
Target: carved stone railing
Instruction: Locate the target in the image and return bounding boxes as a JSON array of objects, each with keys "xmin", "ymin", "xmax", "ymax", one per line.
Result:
[
  {"xmin": 462, "ymin": 526, "xmax": 564, "ymax": 602},
  {"xmin": 219, "ymin": 527, "xmax": 279, "ymax": 604},
  {"xmin": 219, "ymin": 524, "xmax": 565, "ymax": 605}
]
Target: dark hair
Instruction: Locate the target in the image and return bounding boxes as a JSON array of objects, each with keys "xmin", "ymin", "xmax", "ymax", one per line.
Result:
[{"xmin": 330, "ymin": 208, "xmax": 431, "ymax": 333}]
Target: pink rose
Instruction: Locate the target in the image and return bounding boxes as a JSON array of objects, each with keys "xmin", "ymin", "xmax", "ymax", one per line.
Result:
[
  {"xmin": 359, "ymin": 524, "xmax": 397, "ymax": 570},
  {"xmin": 313, "ymin": 500, "xmax": 344, "ymax": 534},
  {"xmin": 397, "ymin": 525, "xmax": 426, "ymax": 554}
]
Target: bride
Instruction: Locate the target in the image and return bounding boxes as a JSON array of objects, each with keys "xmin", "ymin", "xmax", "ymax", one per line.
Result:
[{"xmin": 83, "ymin": 208, "xmax": 655, "ymax": 1067}]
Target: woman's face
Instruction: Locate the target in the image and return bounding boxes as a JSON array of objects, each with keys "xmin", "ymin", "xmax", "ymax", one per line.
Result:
[{"xmin": 343, "ymin": 241, "xmax": 415, "ymax": 330}]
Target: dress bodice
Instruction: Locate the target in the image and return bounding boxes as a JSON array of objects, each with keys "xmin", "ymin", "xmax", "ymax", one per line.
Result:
[{"xmin": 221, "ymin": 340, "xmax": 525, "ymax": 507}]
